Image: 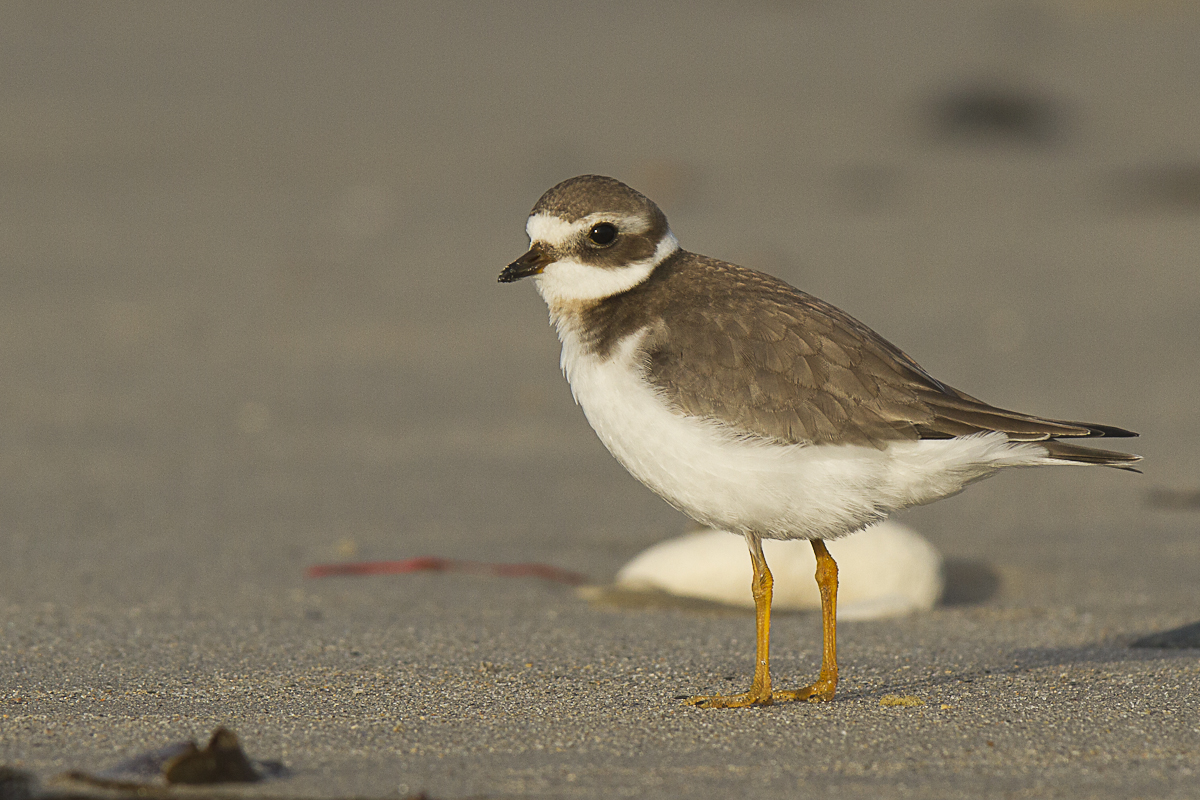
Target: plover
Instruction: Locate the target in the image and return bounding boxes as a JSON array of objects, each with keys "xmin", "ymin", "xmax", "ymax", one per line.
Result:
[{"xmin": 499, "ymin": 175, "xmax": 1140, "ymax": 709}]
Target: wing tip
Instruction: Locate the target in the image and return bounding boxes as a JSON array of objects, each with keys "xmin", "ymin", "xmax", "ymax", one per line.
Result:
[{"xmin": 1076, "ymin": 422, "xmax": 1139, "ymax": 439}]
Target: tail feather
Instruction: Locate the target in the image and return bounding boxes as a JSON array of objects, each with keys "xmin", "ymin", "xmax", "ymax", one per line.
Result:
[
  {"xmin": 1042, "ymin": 439, "xmax": 1143, "ymax": 472},
  {"xmin": 914, "ymin": 388, "xmax": 1142, "ymax": 472}
]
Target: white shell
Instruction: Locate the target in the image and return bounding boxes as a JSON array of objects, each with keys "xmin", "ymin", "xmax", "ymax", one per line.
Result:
[{"xmin": 614, "ymin": 521, "xmax": 944, "ymax": 620}]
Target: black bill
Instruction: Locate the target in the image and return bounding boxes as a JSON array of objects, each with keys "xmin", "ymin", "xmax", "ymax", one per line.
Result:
[{"xmin": 498, "ymin": 243, "xmax": 551, "ymax": 283}]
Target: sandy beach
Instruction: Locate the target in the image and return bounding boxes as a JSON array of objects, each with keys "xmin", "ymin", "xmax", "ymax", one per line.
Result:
[{"xmin": 2, "ymin": 2, "xmax": 1198, "ymax": 797}]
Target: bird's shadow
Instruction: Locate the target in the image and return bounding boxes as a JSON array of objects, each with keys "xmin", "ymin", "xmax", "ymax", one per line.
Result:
[
  {"xmin": 838, "ymin": 622, "xmax": 1200, "ymax": 703},
  {"xmin": 841, "ymin": 559, "xmax": 1198, "ymax": 702}
]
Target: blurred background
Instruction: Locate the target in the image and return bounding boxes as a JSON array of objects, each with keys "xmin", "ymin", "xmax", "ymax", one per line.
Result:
[{"xmin": 2, "ymin": 0, "xmax": 1197, "ymax": 611}]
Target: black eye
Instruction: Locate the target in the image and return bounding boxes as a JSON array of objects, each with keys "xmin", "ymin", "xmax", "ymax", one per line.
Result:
[{"xmin": 587, "ymin": 222, "xmax": 618, "ymax": 246}]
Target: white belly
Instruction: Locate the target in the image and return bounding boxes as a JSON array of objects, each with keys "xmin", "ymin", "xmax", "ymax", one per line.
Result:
[{"xmin": 558, "ymin": 327, "xmax": 1049, "ymax": 540}]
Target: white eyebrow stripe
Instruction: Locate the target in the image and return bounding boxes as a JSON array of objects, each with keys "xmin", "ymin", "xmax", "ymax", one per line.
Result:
[
  {"xmin": 525, "ymin": 212, "xmax": 654, "ymax": 249},
  {"xmin": 525, "ymin": 214, "xmax": 581, "ymax": 248}
]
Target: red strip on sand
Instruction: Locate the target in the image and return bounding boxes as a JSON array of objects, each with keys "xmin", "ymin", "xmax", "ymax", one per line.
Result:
[{"xmin": 305, "ymin": 557, "xmax": 587, "ymax": 585}]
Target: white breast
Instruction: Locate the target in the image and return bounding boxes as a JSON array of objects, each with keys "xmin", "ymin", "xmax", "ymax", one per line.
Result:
[{"xmin": 556, "ymin": 325, "xmax": 1050, "ymax": 540}]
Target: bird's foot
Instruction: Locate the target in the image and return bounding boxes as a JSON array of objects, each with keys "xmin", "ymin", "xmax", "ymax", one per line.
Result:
[
  {"xmin": 684, "ymin": 690, "xmax": 773, "ymax": 709},
  {"xmin": 685, "ymin": 678, "xmax": 836, "ymax": 708},
  {"xmin": 773, "ymin": 676, "xmax": 836, "ymax": 703}
]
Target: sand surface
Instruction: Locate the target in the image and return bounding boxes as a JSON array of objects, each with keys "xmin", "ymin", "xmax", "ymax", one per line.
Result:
[{"xmin": 2, "ymin": 2, "xmax": 1198, "ymax": 798}]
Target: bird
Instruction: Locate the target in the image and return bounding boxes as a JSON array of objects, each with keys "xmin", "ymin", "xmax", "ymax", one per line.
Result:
[{"xmin": 498, "ymin": 174, "xmax": 1140, "ymax": 709}]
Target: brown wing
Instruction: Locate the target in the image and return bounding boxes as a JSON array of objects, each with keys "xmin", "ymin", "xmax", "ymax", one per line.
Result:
[{"xmin": 636, "ymin": 254, "xmax": 1138, "ymax": 459}]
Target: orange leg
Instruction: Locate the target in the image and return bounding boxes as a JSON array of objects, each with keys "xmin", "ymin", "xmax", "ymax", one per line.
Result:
[
  {"xmin": 686, "ymin": 537, "xmax": 839, "ymax": 709},
  {"xmin": 686, "ymin": 533, "xmax": 775, "ymax": 707},
  {"xmin": 775, "ymin": 539, "xmax": 839, "ymax": 702}
]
